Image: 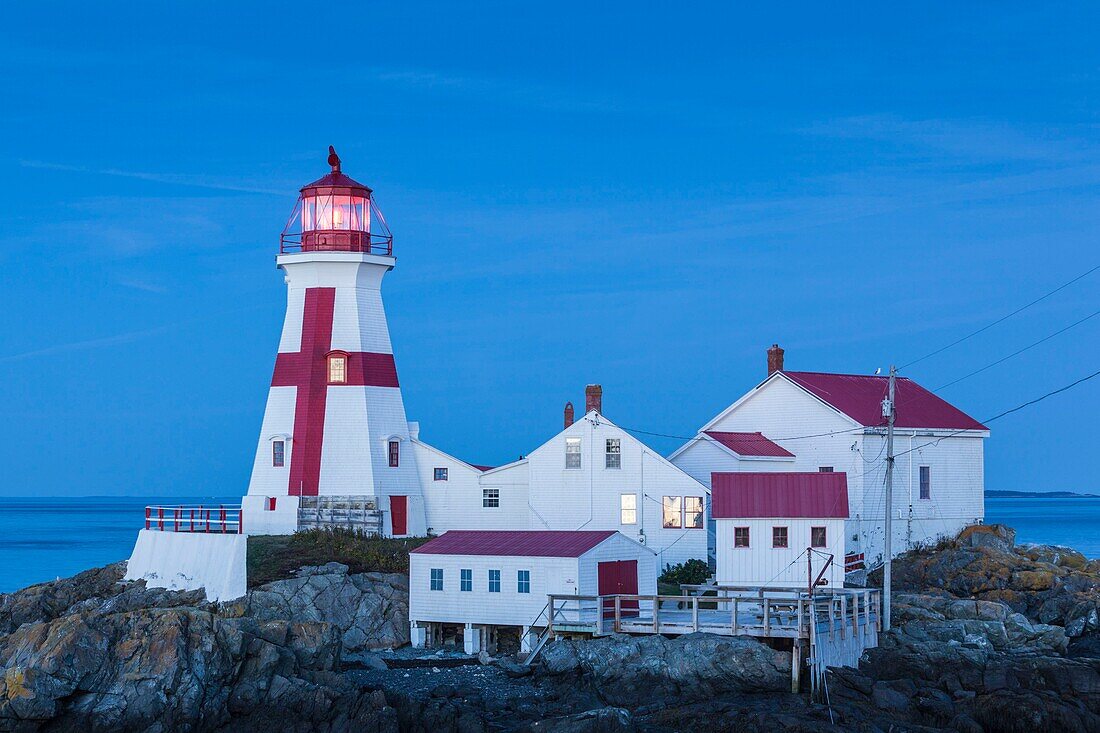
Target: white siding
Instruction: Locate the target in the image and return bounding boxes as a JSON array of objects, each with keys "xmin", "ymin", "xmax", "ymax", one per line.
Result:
[
  {"xmin": 715, "ymin": 518, "xmax": 845, "ymax": 588},
  {"xmin": 415, "ymin": 441, "xmax": 528, "ymax": 534},
  {"xmin": 577, "ymin": 534, "xmax": 658, "ymax": 596}
]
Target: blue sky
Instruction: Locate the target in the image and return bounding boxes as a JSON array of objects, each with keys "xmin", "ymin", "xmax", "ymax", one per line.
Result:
[{"xmin": 1, "ymin": 3, "xmax": 1098, "ymax": 496}]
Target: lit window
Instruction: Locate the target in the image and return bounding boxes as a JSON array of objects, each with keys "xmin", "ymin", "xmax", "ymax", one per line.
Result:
[
  {"xmin": 460, "ymin": 568, "xmax": 472, "ymax": 592},
  {"xmin": 684, "ymin": 497, "xmax": 704, "ymax": 529},
  {"xmin": 662, "ymin": 496, "xmax": 682, "ymax": 529},
  {"xmin": 811, "ymin": 526, "xmax": 827, "ymax": 548},
  {"xmin": 430, "ymin": 568, "xmax": 443, "ymax": 591},
  {"xmin": 517, "ymin": 570, "xmax": 530, "ymax": 594},
  {"xmin": 772, "ymin": 526, "xmax": 788, "ymax": 548},
  {"xmin": 483, "ymin": 488, "xmax": 499, "ymax": 508},
  {"xmin": 565, "ymin": 437, "xmax": 582, "ymax": 469},
  {"xmin": 434, "ymin": 467, "xmax": 448, "ymax": 481},
  {"xmin": 620, "ymin": 494, "xmax": 637, "ymax": 525},
  {"xmin": 488, "ymin": 569, "xmax": 501, "ymax": 593},
  {"xmin": 734, "ymin": 527, "xmax": 750, "ymax": 548},
  {"xmin": 272, "ymin": 440, "xmax": 285, "ymax": 467},
  {"xmin": 328, "ymin": 354, "xmax": 347, "ymax": 384},
  {"xmin": 818, "ymin": 466, "xmax": 834, "ymax": 473},
  {"xmin": 388, "ymin": 440, "xmax": 399, "ymax": 467},
  {"xmin": 605, "ymin": 438, "xmax": 621, "ymax": 469},
  {"xmin": 919, "ymin": 466, "xmax": 931, "ymax": 500}
]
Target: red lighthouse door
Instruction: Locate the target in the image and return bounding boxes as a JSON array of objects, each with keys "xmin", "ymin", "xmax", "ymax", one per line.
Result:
[
  {"xmin": 598, "ymin": 560, "xmax": 639, "ymax": 619},
  {"xmin": 390, "ymin": 496, "xmax": 407, "ymax": 536}
]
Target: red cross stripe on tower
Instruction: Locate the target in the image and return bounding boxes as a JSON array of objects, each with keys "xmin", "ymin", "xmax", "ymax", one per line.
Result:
[{"xmin": 271, "ymin": 287, "xmax": 399, "ymax": 496}]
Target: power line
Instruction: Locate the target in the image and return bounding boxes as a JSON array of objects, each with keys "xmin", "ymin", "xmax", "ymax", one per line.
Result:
[
  {"xmin": 899, "ymin": 263, "xmax": 1100, "ymax": 370},
  {"xmin": 619, "ymin": 423, "xmax": 866, "ymax": 446}
]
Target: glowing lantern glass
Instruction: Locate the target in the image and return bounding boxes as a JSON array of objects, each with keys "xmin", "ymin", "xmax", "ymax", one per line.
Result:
[{"xmin": 280, "ymin": 147, "xmax": 393, "ymax": 255}]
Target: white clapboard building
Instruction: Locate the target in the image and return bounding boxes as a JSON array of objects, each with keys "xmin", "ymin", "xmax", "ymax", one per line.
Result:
[
  {"xmin": 671, "ymin": 344, "xmax": 988, "ymax": 571},
  {"xmin": 711, "ymin": 472, "xmax": 848, "ymax": 588},
  {"xmin": 409, "ymin": 530, "xmax": 656, "ymax": 653}
]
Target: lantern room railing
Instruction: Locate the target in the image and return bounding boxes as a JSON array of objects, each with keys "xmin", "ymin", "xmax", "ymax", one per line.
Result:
[{"xmin": 144, "ymin": 505, "xmax": 243, "ymax": 534}]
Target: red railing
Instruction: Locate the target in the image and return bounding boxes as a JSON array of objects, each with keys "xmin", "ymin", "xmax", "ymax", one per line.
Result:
[{"xmin": 144, "ymin": 505, "xmax": 243, "ymax": 534}]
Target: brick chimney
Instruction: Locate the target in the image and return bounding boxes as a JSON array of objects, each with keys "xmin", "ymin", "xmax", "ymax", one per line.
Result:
[
  {"xmin": 564, "ymin": 401, "xmax": 574, "ymax": 429},
  {"xmin": 585, "ymin": 384, "xmax": 603, "ymax": 415},
  {"xmin": 767, "ymin": 344, "xmax": 785, "ymax": 375}
]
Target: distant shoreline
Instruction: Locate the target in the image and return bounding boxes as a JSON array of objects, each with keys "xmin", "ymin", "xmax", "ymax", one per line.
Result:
[{"xmin": 986, "ymin": 490, "xmax": 1100, "ymax": 499}]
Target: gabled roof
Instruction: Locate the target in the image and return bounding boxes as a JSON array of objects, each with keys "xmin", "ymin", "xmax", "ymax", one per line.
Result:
[
  {"xmin": 781, "ymin": 371, "xmax": 988, "ymax": 431},
  {"xmin": 711, "ymin": 472, "xmax": 849, "ymax": 519},
  {"xmin": 411, "ymin": 530, "xmax": 619, "ymax": 558},
  {"xmin": 704, "ymin": 431, "xmax": 794, "ymax": 457},
  {"xmin": 470, "ymin": 464, "xmax": 495, "ymax": 472}
]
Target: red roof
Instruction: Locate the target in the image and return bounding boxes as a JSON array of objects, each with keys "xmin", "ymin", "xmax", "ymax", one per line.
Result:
[
  {"xmin": 410, "ymin": 530, "xmax": 618, "ymax": 558},
  {"xmin": 470, "ymin": 464, "xmax": 495, "ymax": 472},
  {"xmin": 782, "ymin": 371, "xmax": 988, "ymax": 431},
  {"xmin": 711, "ymin": 472, "xmax": 849, "ymax": 519},
  {"xmin": 705, "ymin": 431, "xmax": 794, "ymax": 457}
]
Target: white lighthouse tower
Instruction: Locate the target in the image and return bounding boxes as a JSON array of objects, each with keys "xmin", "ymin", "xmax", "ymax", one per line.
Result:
[{"xmin": 242, "ymin": 147, "xmax": 426, "ymax": 537}]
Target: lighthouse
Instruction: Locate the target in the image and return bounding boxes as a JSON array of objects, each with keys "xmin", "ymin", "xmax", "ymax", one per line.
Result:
[{"xmin": 242, "ymin": 148, "xmax": 426, "ymax": 537}]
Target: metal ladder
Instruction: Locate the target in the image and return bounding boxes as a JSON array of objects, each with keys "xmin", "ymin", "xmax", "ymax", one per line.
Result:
[{"xmin": 521, "ymin": 601, "xmax": 554, "ymax": 666}]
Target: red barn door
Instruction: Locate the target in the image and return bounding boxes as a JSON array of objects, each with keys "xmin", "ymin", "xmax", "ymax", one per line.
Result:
[
  {"xmin": 598, "ymin": 559, "xmax": 639, "ymax": 619},
  {"xmin": 389, "ymin": 495, "xmax": 407, "ymax": 536}
]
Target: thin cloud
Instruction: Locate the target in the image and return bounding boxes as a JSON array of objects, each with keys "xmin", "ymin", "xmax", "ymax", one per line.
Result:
[
  {"xmin": 19, "ymin": 160, "xmax": 285, "ymax": 196},
  {"xmin": 0, "ymin": 326, "xmax": 170, "ymax": 363}
]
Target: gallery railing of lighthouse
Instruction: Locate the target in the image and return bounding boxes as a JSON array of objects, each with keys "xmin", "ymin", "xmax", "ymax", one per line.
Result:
[{"xmin": 144, "ymin": 505, "xmax": 243, "ymax": 534}]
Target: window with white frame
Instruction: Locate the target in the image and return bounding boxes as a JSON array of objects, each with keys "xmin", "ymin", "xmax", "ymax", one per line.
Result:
[
  {"xmin": 620, "ymin": 494, "xmax": 637, "ymax": 525},
  {"xmin": 734, "ymin": 526, "xmax": 750, "ymax": 548},
  {"xmin": 772, "ymin": 526, "xmax": 788, "ymax": 548},
  {"xmin": 517, "ymin": 570, "xmax": 530, "ymax": 593},
  {"xmin": 684, "ymin": 496, "xmax": 704, "ymax": 529},
  {"xmin": 818, "ymin": 466, "xmax": 834, "ymax": 473},
  {"xmin": 460, "ymin": 568, "xmax": 472, "ymax": 592},
  {"xmin": 430, "ymin": 568, "xmax": 443, "ymax": 591},
  {"xmin": 919, "ymin": 466, "xmax": 931, "ymax": 500},
  {"xmin": 434, "ymin": 467, "xmax": 448, "ymax": 481},
  {"xmin": 565, "ymin": 437, "xmax": 582, "ymax": 469},
  {"xmin": 388, "ymin": 440, "xmax": 400, "ymax": 467},
  {"xmin": 811, "ymin": 526, "xmax": 827, "ymax": 548},
  {"xmin": 662, "ymin": 496, "xmax": 682, "ymax": 528},
  {"xmin": 327, "ymin": 354, "xmax": 347, "ymax": 384},
  {"xmin": 488, "ymin": 569, "xmax": 501, "ymax": 592},
  {"xmin": 605, "ymin": 438, "xmax": 621, "ymax": 469},
  {"xmin": 482, "ymin": 488, "xmax": 499, "ymax": 508},
  {"xmin": 272, "ymin": 440, "xmax": 285, "ymax": 467}
]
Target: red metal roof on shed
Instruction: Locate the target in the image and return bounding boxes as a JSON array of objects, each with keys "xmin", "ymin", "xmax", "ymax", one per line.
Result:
[
  {"xmin": 410, "ymin": 530, "xmax": 618, "ymax": 558},
  {"xmin": 704, "ymin": 431, "xmax": 795, "ymax": 457},
  {"xmin": 711, "ymin": 472, "xmax": 850, "ymax": 519},
  {"xmin": 781, "ymin": 371, "xmax": 988, "ymax": 431}
]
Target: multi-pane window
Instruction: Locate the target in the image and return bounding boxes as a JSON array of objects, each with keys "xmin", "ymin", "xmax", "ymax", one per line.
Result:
[
  {"xmin": 434, "ymin": 467, "xmax": 448, "ymax": 481},
  {"xmin": 460, "ymin": 568, "xmax": 472, "ymax": 592},
  {"xmin": 919, "ymin": 466, "xmax": 931, "ymax": 500},
  {"xmin": 662, "ymin": 496, "xmax": 682, "ymax": 528},
  {"xmin": 327, "ymin": 354, "xmax": 347, "ymax": 384},
  {"xmin": 517, "ymin": 570, "xmax": 531, "ymax": 594},
  {"xmin": 605, "ymin": 438, "xmax": 621, "ymax": 469},
  {"xmin": 772, "ymin": 526, "xmax": 788, "ymax": 548},
  {"xmin": 565, "ymin": 437, "xmax": 582, "ymax": 469},
  {"xmin": 811, "ymin": 526, "xmax": 827, "ymax": 548},
  {"xmin": 734, "ymin": 526, "xmax": 750, "ymax": 548},
  {"xmin": 620, "ymin": 494, "xmax": 637, "ymax": 525},
  {"xmin": 684, "ymin": 497, "xmax": 704, "ymax": 529},
  {"xmin": 388, "ymin": 440, "xmax": 400, "ymax": 467},
  {"xmin": 430, "ymin": 568, "xmax": 443, "ymax": 591},
  {"xmin": 483, "ymin": 488, "xmax": 500, "ymax": 508},
  {"xmin": 818, "ymin": 466, "xmax": 834, "ymax": 473},
  {"xmin": 272, "ymin": 440, "xmax": 285, "ymax": 467},
  {"xmin": 488, "ymin": 569, "xmax": 501, "ymax": 593}
]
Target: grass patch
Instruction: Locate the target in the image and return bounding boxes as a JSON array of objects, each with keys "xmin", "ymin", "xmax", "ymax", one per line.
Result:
[{"xmin": 247, "ymin": 528, "xmax": 432, "ymax": 588}]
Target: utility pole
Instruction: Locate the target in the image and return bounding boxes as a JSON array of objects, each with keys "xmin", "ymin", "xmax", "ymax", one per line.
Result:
[{"xmin": 882, "ymin": 365, "xmax": 897, "ymax": 631}]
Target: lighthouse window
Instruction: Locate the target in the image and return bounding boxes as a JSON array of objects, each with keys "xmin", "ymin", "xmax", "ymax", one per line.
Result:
[
  {"xmin": 565, "ymin": 437, "xmax": 582, "ymax": 469},
  {"xmin": 272, "ymin": 440, "xmax": 285, "ymax": 467},
  {"xmin": 388, "ymin": 440, "xmax": 400, "ymax": 467},
  {"xmin": 328, "ymin": 354, "xmax": 347, "ymax": 384}
]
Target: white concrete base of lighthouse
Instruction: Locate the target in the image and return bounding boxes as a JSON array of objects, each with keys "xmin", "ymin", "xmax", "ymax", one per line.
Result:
[
  {"xmin": 124, "ymin": 530, "xmax": 247, "ymax": 601},
  {"xmin": 241, "ymin": 494, "xmax": 300, "ymax": 535}
]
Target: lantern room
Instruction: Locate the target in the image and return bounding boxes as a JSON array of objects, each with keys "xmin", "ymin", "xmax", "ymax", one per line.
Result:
[{"xmin": 280, "ymin": 146, "xmax": 393, "ymax": 255}]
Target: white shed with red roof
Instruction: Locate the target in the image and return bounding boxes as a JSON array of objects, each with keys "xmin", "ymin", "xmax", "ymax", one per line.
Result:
[
  {"xmin": 408, "ymin": 530, "xmax": 656, "ymax": 653},
  {"xmin": 712, "ymin": 472, "xmax": 849, "ymax": 588}
]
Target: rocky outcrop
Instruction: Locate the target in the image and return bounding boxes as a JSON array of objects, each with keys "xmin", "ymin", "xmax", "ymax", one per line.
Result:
[
  {"xmin": 226, "ymin": 562, "xmax": 410, "ymax": 651},
  {"xmin": 539, "ymin": 632, "xmax": 790, "ymax": 706}
]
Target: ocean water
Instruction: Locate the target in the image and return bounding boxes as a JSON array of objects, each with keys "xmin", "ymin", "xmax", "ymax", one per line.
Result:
[{"xmin": 0, "ymin": 495, "xmax": 1094, "ymax": 593}]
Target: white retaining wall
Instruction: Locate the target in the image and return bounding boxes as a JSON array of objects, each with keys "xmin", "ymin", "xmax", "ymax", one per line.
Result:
[{"xmin": 124, "ymin": 530, "xmax": 247, "ymax": 601}]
